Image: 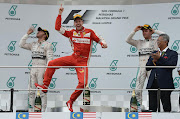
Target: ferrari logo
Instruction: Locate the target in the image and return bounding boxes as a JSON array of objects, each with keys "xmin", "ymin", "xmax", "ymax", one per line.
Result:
[
  {"xmin": 83, "ymin": 32, "xmax": 86, "ymax": 35},
  {"xmin": 74, "ymin": 32, "xmax": 77, "ymax": 36},
  {"xmin": 79, "ymin": 69, "xmax": 84, "ymax": 73}
]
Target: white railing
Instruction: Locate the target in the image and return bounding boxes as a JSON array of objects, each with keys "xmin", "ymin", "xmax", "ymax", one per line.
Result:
[
  {"xmin": 0, "ymin": 89, "xmax": 179, "ymax": 91},
  {"xmin": 0, "ymin": 65, "xmax": 179, "ymax": 112},
  {"xmin": 0, "ymin": 66, "xmax": 178, "ymax": 68},
  {"xmin": 0, "ymin": 65, "xmax": 179, "ymax": 91}
]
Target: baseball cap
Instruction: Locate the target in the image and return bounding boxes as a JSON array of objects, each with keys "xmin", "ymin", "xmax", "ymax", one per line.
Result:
[
  {"xmin": 38, "ymin": 27, "xmax": 49, "ymax": 40},
  {"xmin": 73, "ymin": 14, "xmax": 83, "ymax": 21},
  {"xmin": 141, "ymin": 24, "xmax": 152, "ymax": 31}
]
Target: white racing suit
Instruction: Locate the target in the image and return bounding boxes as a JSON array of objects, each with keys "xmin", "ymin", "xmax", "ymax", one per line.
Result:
[
  {"xmin": 19, "ymin": 34, "xmax": 53, "ymax": 112},
  {"xmin": 126, "ymin": 30, "xmax": 164, "ymax": 106},
  {"xmin": 177, "ymin": 65, "xmax": 180, "ymax": 72}
]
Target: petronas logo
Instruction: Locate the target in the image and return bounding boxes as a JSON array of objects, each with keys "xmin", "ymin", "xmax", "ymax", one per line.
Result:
[
  {"xmin": 89, "ymin": 78, "xmax": 98, "ymax": 89},
  {"xmin": 92, "ymin": 42, "xmax": 97, "ymax": 53},
  {"xmin": 28, "ymin": 97, "xmax": 33, "ymax": 109},
  {"xmin": 49, "ymin": 78, "xmax": 57, "ymax": 89},
  {"xmin": 173, "ymin": 77, "xmax": 180, "ymax": 88},
  {"xmin": 130, "ymin": 46, "xmax": 137, "ymax": 53},
  {"xmin": 69, "ymin": 68, "xmax": 75, "ymax": 71},
  {"xmin": 152, "ymin": 23, "xmax": 159, "ymax": 30},
  {"xmin": 171, "ymin": 4, "xmax": 180, "ymax": 16},
  {"xmin": 130, "ymin": 68, "xmax": 139, "ymax": 89},
  {"xmin": 171, "ymin": 40, "xmax": 180, "ymax": 51},
  {"xmin": 52, "ymin": 42, "xmax": 57, "ymax": 53},
  {"xmin": 8, "ymin": 5, "xmax": 17, "ymax": 16},
  {"xmin": 28, "ymin": 60, "xmax": 32, "ymax": 70},
  {"xmin": 31, "ymin": 24, "xmax": 38, "ymax": 35},
  {"xmin": 8, "ymin": 41, "xmax": 16, "ymax": 52},
  {"xmin": 130, "ymin": 78, "xmax": 136, "ymax": 89},
  {"xmin": 7, "ymin": 77, "xmax": 16, "ymax": 88},
  {"xmin": 110, "ymin": 60, "xmax": 118, "ymax": 71}
]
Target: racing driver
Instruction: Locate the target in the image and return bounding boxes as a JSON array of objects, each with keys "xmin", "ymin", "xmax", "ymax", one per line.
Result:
[
  {"xmin": 19, "ymin": 27, "xmax": 53, "ymax": 112},
  {"xmin": 35, "ymin": 4, "xmax": 107, "ymax": 112},
  {"xmin": 126, "ymin": 24, "xmax": 164, "ymax": 108}
]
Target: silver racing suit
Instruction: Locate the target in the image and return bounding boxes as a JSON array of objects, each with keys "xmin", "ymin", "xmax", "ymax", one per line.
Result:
[
  {"xmin": 19, "ymin": 34, "xmax": 53, "ymax": 112},
  {"xmin": 126, "ymin": 30, "xmax": 164, "ymax": 106}
]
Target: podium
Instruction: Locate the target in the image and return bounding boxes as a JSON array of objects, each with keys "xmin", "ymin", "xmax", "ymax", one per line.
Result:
[{"xmin": 51, "ymin": 105, "xmax": 129, "ymax": 112}]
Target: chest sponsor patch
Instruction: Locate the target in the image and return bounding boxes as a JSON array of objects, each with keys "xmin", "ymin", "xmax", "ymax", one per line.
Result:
[
  {"xmin": 83, "ymin": 32, "xmax": 90, "ymax": 37},
  {"xmin": 72, "ymin": 38, "xmax": 90, "ymax": 44},
  {"xmin": 139, "ymin": 47, "xmax": 154, "ymax": 55},
  {"xmin": 73, "ymin": 31, "xmax": 91, "ymax": 37}
]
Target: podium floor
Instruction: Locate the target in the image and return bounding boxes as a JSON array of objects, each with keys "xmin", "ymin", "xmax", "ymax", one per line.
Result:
[{"xmin": 51, "ymin": 105, "xmax": 129, "ymax": 112}]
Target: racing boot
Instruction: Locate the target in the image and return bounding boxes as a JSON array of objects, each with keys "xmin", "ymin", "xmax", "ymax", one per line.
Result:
[
  {"xmin": 35, "ymin": 83, "xmax": 48, "ymax": 93},
  {"xmin": 66, "ymin": 100, "xmax": 74, "ymax": 112}
]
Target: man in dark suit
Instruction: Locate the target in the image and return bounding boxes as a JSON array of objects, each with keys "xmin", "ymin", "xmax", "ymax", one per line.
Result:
[{"xmin": 146, "ymin": 34, "xmax": 178, "ymax": 112}]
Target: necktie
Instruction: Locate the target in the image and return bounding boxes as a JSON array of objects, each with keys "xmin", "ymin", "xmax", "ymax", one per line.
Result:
[{"xmin": 161, "ymin": 51, "xmax": 165, "ymax": 56}]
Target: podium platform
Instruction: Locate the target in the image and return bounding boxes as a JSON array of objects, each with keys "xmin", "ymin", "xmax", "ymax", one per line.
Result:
[
  {"xmin": 1, "ymin": 112, "xmax": 180, "ymax": 119},
  {"xmin": 51, "ymin": 105, "xmax": 129, "ymax": 112}
]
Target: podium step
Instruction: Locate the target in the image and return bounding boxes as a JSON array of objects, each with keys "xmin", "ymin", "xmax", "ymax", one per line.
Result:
[{"xmin": 51, "ymin": 105, "xmax": 129, "ymax": 112}]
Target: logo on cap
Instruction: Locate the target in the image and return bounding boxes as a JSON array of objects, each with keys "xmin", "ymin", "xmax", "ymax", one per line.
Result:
[
  {"xmin": 73, "ymin": 14, "xmax": 82, "ymax": 20},
  {"xmin": 141, "ymin": 24, "xmax": 152, "ymax": 30},
  {"xmin": 38, "ymin": 27, "xmax": 49, "ymax": 39}
]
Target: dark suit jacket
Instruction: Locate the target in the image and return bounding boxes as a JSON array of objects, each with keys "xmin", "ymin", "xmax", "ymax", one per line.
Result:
[{"xmin": 146, "ymin": 48, "xmax": 178, "ymax": 89}]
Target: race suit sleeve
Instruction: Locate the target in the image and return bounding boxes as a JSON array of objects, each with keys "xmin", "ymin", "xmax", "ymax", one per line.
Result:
[
  {"xmin": 126, "ymin": 31, "xmax": 138, "ymax": 47},
  {"xmin": 91, "ymin": 30, "xmax": 107, "ymax": 45},
  {"xmin": 55, "ymin": 15, "xmax": 72, "ymax": 38},
  {"xmin": 45, "ymin": 43, "xmax": 54, "ymax": 64},
  {"xmin": 154, "ymin": 30, "xmax": 165, "ymax": 35},
  {"xmin": 177, "ymin": 64, "xmax": 180, "ymax": 71},
  {"xmin": 19, "ymin": 34, "xmax": 32, "ymax": 50}
]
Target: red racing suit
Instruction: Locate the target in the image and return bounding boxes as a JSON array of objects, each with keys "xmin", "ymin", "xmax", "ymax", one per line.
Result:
[{"xmin": 43, "ymin": 15, "xmax": 105, "ymax": 102}]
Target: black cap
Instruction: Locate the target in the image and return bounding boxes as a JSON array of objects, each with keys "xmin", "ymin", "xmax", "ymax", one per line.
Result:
[
  {"xmin": 141, "ymin": 24, "xmax": 152, "ymax": 31},
  {"xmin": 73, "ymin": 14, "xmax": 83, "ymax": 21},
  {"xmin": 38, "ymin": 27, "xmax": 49, "ymax": 40}
]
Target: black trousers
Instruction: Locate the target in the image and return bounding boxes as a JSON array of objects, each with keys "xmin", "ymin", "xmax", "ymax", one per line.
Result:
[{"xmin": 148, "ymin": 79, "xmax": 172, "ymax": 112}]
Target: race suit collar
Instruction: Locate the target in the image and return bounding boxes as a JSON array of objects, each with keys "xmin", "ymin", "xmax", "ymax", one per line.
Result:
[
  {"xmin": 145, "ymin": 38, "xmax": 151, "ymax": 41},
  {"xmin": 39, "ymin": 40, "xmax": 45, "ymax": 44},
  {"xmin": 75, "ymin": 26, "xmax": 85, "ymax": 32}
]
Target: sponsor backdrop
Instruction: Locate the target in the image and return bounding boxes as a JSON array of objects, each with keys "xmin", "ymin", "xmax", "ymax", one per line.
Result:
[{"xmin": 0, "ymin": 3, "xmax": 180, "ymax": 111}]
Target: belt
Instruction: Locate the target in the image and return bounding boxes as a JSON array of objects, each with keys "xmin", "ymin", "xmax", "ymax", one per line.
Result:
[
  {"xmin": 32, "ymin": 56, "xmax": 46, "ymax": 59},
  {"xmin": 139, "ymin": 52, "xmax": 151, "ymax": 56}
]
